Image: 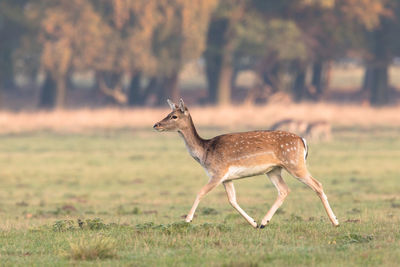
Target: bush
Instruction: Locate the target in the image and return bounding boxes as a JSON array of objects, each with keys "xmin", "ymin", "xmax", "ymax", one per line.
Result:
[
  {"xmin": 53, "ymin": 218, "xmax": 110, "ymax": 232},
  {"xmin": 53, "ymin": 220, "xmax": 75, "ymax": 232}
]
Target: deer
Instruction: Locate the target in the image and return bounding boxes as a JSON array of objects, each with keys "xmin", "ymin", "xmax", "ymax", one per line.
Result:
[
  {"xmin": 305, "ymin": 120, "xmax": 332, "ymax": 142},
  {"xmin": 153, "ymin": 99, "xmax": 339, "ymax": 228},
  {"xmin": 270, "ymin": 119, "xmax": 309, "ymax": 136},
  {"xmin": 272, "ymin": 119, "xmax": 332, "ymax": 142}
]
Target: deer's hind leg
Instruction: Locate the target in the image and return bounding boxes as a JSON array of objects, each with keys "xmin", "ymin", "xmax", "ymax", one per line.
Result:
[
  {"xmin": 287, "ymin": 166, "xmax": 339, "ymax": 226},
  {"xmin": 260, "ymin": 167, "xmax": 290, "ymax": 228}
]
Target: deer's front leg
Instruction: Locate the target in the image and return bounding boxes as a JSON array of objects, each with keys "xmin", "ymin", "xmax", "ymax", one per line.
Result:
[
  {"xmin": 223, "ymin": 181, "xmax": 258, "ymax": 228},
  {"xmin": 185, "ymin": 180, "xmax": 219, "ymax": 222}
]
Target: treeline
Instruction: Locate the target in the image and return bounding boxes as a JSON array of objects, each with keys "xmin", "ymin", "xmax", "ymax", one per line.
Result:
[{"xmin": 0, "ymin": 0, "xmax": 399, "ymax": 108}]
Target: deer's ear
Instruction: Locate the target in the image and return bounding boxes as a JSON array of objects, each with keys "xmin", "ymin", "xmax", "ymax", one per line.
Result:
[
  {"xmin": 167, "ymin": 99, "xmax": 177, "ymax": 110},
  {"xmin": 179, "ymin": 98, "xmax": 187, "ymax": 113}
]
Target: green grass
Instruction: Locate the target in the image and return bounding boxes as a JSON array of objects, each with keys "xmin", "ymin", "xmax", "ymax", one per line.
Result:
[{"xmin": 0, "ymin": 127, "xmax": 399, "ymax": 266}]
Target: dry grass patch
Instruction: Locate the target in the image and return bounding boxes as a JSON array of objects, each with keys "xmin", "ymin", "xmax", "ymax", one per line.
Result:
[
  {"xmin": 0, "ymin": 104, "xmax": 399, "ymax": 134},
  {"xmin": 65, "ymin": 234, "xmax": 117, "ymax": 261}
]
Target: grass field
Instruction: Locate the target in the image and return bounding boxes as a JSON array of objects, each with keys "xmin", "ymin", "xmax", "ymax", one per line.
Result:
[{"xmin": 0, "ymin": 125, "xmax": 399, "ymax": 266}]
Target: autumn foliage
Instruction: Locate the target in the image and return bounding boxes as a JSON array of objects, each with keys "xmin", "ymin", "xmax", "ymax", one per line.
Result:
[{"xmin": 0, "ymin": 0, "xmax": 399, "ymax": 108}]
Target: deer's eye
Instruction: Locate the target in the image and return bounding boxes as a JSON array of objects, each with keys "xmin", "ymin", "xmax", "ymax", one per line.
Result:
[{"xmin": 171, "ymin": 115, "xmax": 178, "ymax": 119}]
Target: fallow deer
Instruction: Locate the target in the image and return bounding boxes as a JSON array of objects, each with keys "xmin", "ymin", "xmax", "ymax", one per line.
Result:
[
  {"xmin": 272, "ymin": 119, "xmax": 332, "ymax": 142},
  {"xmin": 305, "ymin": 120, "xmax": 332, "ymax": 142},
  {"xmin": 270, "ymin": 119, "xmax": 309, "ymax": 136},
  {"xmin": 153, "ymin": 99, "xmax": 339, "ymax": 228}
]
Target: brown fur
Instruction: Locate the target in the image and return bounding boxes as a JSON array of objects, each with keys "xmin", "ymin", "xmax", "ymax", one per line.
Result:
[
  {"xmin": 154, "ymin": 99, "xmax": 339, "ymax": 228},
  {"xmin": 202, "ymin": 131, "xmax": 306, "ymax": 178}
]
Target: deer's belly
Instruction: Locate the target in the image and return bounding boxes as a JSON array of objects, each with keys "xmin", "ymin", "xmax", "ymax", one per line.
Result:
[{"xmin": 222, "ymin": 164, "xmax": 276, "ymax": 181}]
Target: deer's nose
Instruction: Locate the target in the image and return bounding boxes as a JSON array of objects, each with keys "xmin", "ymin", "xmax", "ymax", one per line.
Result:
[{"xmin": 153, "ymin": 123, "xmax": 160, "ymax": 129}]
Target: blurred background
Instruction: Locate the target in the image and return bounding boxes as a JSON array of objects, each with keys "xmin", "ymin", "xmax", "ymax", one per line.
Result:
[
  {"xmin": 1, "ymin": 0, "xmax": 400, "ymax": 112},
  {"xmin": 0, "ymin": 3, "xmax": 400, "ymax": 264}
]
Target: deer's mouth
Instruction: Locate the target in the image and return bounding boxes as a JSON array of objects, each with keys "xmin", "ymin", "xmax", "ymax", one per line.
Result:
[{"xmin": 153, "ymin": 123, "xmax": 165, "ymax": 131}]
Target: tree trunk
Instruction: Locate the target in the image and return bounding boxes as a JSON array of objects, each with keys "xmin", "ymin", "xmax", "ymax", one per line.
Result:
[
  {"xmin": 94, "ymin": 71, "xmax": 102, "ymax": 91},
  {"xmin": 217, "ymin": 53, "xmax": 233, "ymax": 106},
  {"xmin": 66, "ymin": 68, "xmax": 75, "ymax": 90},
  {"xmin": 311, "ymin": 61, "xmax": 323, "ymax": 97},
  {"xmin": 128, "ymin": 72, "xmax": 142, "ymax": 106},
  {"xmin": 215, "ymin": 25, "xmax": 235, "ymax": 106},
  {"xmin": 104, "ymin": 72, "xmax": 121, "ymax": 89},
  {"xmin": 205, "ymin": 18, "xmax": 228, "ymax": 104},
  {"xmin": 205, "ymin": 58, "xmax": 220, "ymax": 103},
  {"xmin": 55, "ymin": 76, "xmax": 67, "ymax": 109},
  {"xmin": 39, "ymin": 73, "xmax": 57, "ymax": 109},
  {"xmin": 230, "ymin": 67, "xmax": 239, "ymax": 92},
  {"xmin": 262, "ymin": 63, "xmax": 281, "ymax": 93},
  {"xmin": 205, "ymin": 2, "xmax": 243, "ymax": 106},
  {"xmin": 324, "ymin": 62, "xmax": 332, "ymax": 91},
  {"xmin": 0, "ymin": 75, "xmax": 4, "ymax": 108},
  {"xmin": 370, "ymin": 63, "xmax": 389, "ymax": 106},
  {"xmin": 0, "ymin": 49, "xmax": 16, "ymax": 90},
  {"xmin": 292, "ymin": 65, "xmax": 307, "ymax": 101},
  {"xmin": 367, "ymin": 24, "xmax": 390, "ymax": 106},
  {"xmin": 362, "ymin": 66, "xmax": 373, "ymax": 92}
]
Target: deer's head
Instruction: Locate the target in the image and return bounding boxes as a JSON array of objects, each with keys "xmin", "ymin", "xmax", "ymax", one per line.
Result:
[{"xmin": 153, "ymin": 99, "xmax": 191, "ymax": 132}]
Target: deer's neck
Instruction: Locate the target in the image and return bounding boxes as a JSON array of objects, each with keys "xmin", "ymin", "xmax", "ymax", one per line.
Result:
[{"xmin": 178, "ymin": 117, "xmax": 205, "ymax": 164}]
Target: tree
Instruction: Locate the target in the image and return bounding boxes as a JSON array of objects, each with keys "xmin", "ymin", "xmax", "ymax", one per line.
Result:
[
  {"xmin": 0, "ymin": 0, "xmax": 31, "ymax": 105},
  {"xmin": 336, "ymin": 0, "xmax": 395, "ymax": 105},
  {"xmin": 213, "ymin": 0, "xmax": 313, "ymax": 103},
  {"xmin": 89, "ymin": 0, "xmax": 158, "ymax": 105},
  {"xmin": 150, "ymin": 0, "xmax": 218, "ymax": 104},
  {"xmin": 236, "ymin": 15, "xmax": 309, "ymax": 100},
  {"xmin": 8, "ymin": 0, "xmax": 400, "ymax": 109},
  {"xmin": 91, "ymin": 0, "xmax": 217, "ymax": 106},
  {"xmin": 357, "ymin": 1, "xmax": 398, "ymax": 105},
  {"xmin": 27, "ymin": 0, "xmax": 106, "ymax": 109},
  {"xmin": 204, "ymin": 1, "xmax": 246, "ymax": 105},
  {"xmin": 248, "ymin": 0, "xmax": 393, "ymax": 103}
]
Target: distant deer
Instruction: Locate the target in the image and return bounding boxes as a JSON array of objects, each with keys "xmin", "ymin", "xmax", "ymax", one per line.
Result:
[
  {"xmin": 305, "ymin": 121, "xmax": 332, "ymax": 142},
  {"xmin": 270, "ymin": 119, "xmax": 309, "ymax": 136},
  {"xmin": 271, "ymin": 119, "xmax": 332, "ymax": 142},
  {"xmin": 153, "ymin": 99, "xmax": 339, "ymax": 228}
]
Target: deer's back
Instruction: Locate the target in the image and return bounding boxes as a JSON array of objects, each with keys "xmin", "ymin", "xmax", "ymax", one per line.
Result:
[{"xmin": 203, "ymin": 130, "xmax": 306, "ymax": 177}]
